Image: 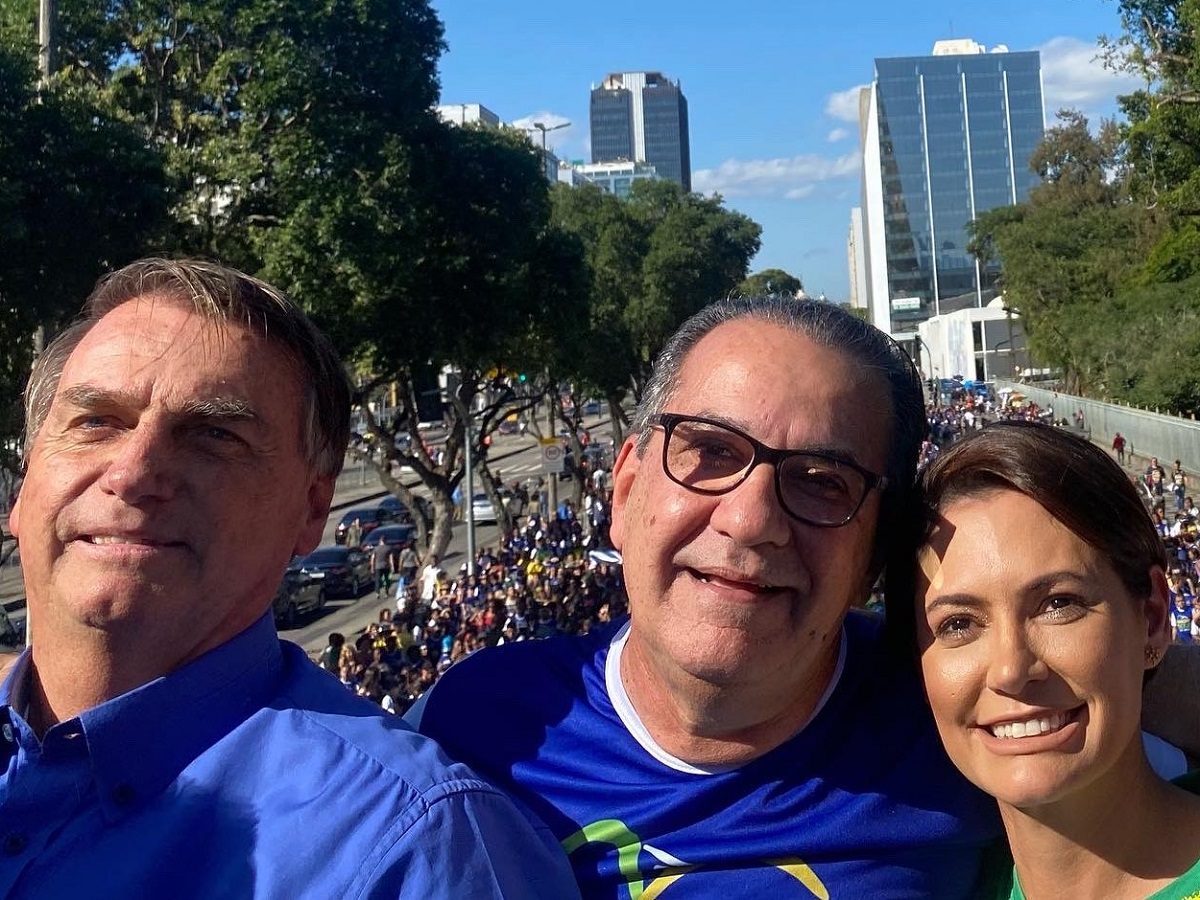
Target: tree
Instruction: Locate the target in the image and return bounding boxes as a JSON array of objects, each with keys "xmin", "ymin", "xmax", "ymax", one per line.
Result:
[
  {"xmin": 737, "ymin": 268, "xmax": 803, "ymax": 297},
  {"xmin": 968, "ymin": 111, "xmax": 1155, "ymax": 395},
  {"xmin": 549, "ymin": 183, "xmax": 646, "ymax": 443},
  {"xmin": 624, "ymin": 180, "xmax": 761, "ymax": 401},
  {"xmin": 264, "ymin": 122, "xmax": 584, "ymax": 557}
]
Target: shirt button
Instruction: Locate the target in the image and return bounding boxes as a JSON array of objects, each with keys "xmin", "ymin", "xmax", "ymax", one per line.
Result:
[
  {"xmin": 2, "ymin": 833, "xmax": 26, "ymax": 855},
  {"xmin": 112, "ymin": 784, "xmax": 136, "ymax": 806}
]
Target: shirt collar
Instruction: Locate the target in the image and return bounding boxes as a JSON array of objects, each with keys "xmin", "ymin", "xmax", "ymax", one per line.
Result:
[{"xmin": 10, "ymin": 612, "xmax": 284, "ymax": 821}]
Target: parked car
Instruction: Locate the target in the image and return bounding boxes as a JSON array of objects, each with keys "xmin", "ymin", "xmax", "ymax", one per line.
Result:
[
  {"xmin": 376, "ymin": 495, "xmax": 429, "ymax": 524},
  {"xmin": 470, "ymin": 492, "xmax": 498, "ymax": 524},
  {"xmin": 361, "ymin": 524, "xmax": 417, "ymax": 554},
  {"xmin": 295, "ymin": 546, "xmax": 372, "ymax": 598},
  {"xmin": 271, "ymin": 562, "xmax": 327, "ymax": 628},
  {"xmin": 334, "ymin": 507, "xmax": 390, "ymax": 545}
]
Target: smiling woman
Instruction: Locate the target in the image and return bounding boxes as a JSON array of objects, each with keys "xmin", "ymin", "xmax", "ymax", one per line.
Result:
[{"xmin": 892, "ymin": 422, "xmax": 1200, "ymax": 899}]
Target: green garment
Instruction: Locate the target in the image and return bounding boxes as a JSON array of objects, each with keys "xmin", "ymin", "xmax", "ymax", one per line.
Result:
[{"xmin": 978, "ymin": 772, "xmax": 1200, "ymax": 899}]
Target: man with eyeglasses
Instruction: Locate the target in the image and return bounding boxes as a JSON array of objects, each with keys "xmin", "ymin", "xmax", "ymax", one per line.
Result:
[{"xmin": 409, "ymin": 297, "xmax": 1194, "ymax": 897}]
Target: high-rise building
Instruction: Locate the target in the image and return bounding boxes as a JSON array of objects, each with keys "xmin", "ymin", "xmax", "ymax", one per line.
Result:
[
  {"xmin": 435, "ymin": 103, "xmax": 502, "ymax": 128},
  {"xmin": 855, "ymin": 39, "xmax": 1044, "ymax": 339},
  {"xmin": 590, "ymin": 71, "xmax": 691, "ymax": 191}
]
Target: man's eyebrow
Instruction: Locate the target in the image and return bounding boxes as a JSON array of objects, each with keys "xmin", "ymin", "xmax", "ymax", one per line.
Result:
[
  {"xmin": 59, "ymin": 384, "xmax": 137, "ymax": 410},
  {"xmin": 58, "ymin": 384, "xmax": 260, "ymax": 422},
  {"xmin": 177, "ymin": 397, "xmax": 259, "ymax": 420},
  {"xmin": 688, "ymin": 409, "xmax": 867, "ymax": 465}
]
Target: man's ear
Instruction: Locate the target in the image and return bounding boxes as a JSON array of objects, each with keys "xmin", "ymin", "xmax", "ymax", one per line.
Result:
[
  {"xmin": 294, "ymin": 474, "xmax": 336, "ymax": 557},
  {"xmin": 608, "ymin": 437, "xmax": 642, "ymax": 552}
]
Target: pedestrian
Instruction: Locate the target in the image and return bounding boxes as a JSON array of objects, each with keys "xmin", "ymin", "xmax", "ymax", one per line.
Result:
[
  {"xmin": 369, "ymin": 536, "xmax": 392, "ymax": 597},
  {"xmin": 318, "ymin": 632, "xmax": 345, "ymax": 673},
  {"xmin": 1175, "ymin": 460, "xmax": 1188, "ymax": 512},
  {"xmin": 1113, "ymin": 431, "xmax": 1127, "ymax": 464},
  {"xmin": 0, "ymin": 257, "xmax": 578, "ymax": 898},
  {"xmin": 345, "ymin": 516, "xmax": 362, "ymax": 548}
]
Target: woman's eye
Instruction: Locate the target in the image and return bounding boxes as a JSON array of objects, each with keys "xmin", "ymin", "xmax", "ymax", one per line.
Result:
[
  {"xmin": 934, "ymin": 614, "xmax": 978, "ymax": 643},
  {"xmin": 1042, "ymin": 594, "xmax": 1087, "ymax": 621}
]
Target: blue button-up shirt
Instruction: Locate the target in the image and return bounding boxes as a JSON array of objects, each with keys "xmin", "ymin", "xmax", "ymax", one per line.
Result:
[{"xmin": 0, "ymin": 613, "xmax": 579, "ymax": 899}]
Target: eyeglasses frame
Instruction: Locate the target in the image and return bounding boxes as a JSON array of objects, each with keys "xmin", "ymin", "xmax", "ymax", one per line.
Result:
[{"xmin": 648, "ymin": 412, "xmax": 889, "ymax": 528}]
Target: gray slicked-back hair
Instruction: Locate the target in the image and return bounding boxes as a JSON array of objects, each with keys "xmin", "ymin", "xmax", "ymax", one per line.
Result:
[
  {"xmin": 630, "ymin": 295, "xmax": 927, "ymax": 566},
  {"xmin": 24, "ymin": 257, "xmax": 352, "ymax": 478}
]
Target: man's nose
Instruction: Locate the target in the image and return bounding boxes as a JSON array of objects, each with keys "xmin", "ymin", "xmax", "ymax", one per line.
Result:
[
  {"xmin": 708, "ymin": 461, "xmax": 791, "ymax": 547},
  {"xmin": 97, "ymin": 422, "xmax": 179, "ymax": 503}
]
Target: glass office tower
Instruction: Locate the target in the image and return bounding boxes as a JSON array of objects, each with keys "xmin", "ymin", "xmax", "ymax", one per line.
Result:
[
  {"xmin": 859, "ymin": 40, "xmax": 1044, "ymax": 337},
  {"xmin": 590, "ymin": 71, "xmax": 691, "ymax": 192}
]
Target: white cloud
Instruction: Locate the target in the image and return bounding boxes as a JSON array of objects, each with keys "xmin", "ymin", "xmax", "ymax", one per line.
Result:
[
  {"xmin": 1037, "ymin": 36, "xmax": 1143, "ymax": 118},
  {"xmin": 510, "ymin": 111, "xmax": 583, "ymax": 155},
  {"xmin": 825, "ymin": 84, "xmax": 869, "ymax": 123},
  {"xmin": 693, "ymin": 153, "xmax": 860, "ymax": 199},
  {"xmin": 827, "ymin": 127, "xmax": 850, "ymax": 143}
]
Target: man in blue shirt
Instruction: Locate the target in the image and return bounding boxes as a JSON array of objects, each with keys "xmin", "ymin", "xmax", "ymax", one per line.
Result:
[{"xmin": 0, "ymin": 258, "xmax": 578, "ymax": 898}]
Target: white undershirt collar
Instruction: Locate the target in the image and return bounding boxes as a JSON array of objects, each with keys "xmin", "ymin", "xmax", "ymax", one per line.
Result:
[{"xmin": 604, "ymin": 619, "xmax": 848, "ymax": 775}]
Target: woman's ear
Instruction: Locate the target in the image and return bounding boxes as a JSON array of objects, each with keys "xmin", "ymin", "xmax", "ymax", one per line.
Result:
[{"xmin": 1144, "ymin": 566, "xmax": 1172, "ymax": 669}]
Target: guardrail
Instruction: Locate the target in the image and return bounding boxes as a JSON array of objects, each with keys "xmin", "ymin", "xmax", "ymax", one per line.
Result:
[{"xmin": 995, "ymin": 380, "xmax": 1200, "ymax": 473}]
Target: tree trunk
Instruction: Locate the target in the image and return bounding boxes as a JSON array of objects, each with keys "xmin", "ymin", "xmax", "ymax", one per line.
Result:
[
  {"xmin": 426, "ymin": 489, "xmax": 457, "ymax": 561},
  {"xmin": 476, "ymin": 462, "xmax": 515, "ymax": 536},
  {"xmin": 607, "ymin": 391, "xmax": 627, "ymax": 445}
]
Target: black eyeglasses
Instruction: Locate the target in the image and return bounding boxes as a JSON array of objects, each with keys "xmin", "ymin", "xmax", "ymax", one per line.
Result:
[{"xmin": 649, "ymin": 413, "xmax": 888, "ymax": 528}]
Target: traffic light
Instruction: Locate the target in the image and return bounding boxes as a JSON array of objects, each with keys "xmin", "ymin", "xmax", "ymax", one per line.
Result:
[{"xmin": 518, "ymin": 373, "xmax": 527, "ymax": 383}]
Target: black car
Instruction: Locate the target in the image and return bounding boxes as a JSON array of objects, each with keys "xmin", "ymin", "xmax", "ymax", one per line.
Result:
[
  {"xmin": 334, "ymin": 507, "xmax": 390, "ymax": 545},
  {"xmin": 296, "ymin": 546, "xmax": 372, "ymax": 598},
  {"xmin": 361, "ymin": 524, "xmax": 417, "ymax": 554},
  {"xmin": 271, "ymin": 563, "xmax": 327, "ymax": 628},
  {"xmin": 376, "ymin": 495, "xmax": 429, "ymax": 523}
]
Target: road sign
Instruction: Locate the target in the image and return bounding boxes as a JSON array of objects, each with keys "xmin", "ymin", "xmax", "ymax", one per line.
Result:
[{"xmin": 541, "ymin": 443, "xmax": 564, "ymax": 474}]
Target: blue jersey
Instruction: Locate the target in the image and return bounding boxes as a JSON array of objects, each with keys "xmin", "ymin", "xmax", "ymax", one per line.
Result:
[
  {"xmin": 1171, "ymin": 602, "xmax": 1194, "ymax": 642},
  {"xmin": 411, "ymin": 611, "xmax": 999, "ymax": 898}
]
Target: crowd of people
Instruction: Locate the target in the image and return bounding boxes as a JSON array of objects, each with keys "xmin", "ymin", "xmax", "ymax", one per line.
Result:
[{"xmin": 320, "ymin": 471, "xmax": 628, "ymax": 715}]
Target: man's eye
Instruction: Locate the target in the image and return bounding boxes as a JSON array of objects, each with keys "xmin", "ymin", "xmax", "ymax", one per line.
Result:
[
  {"xmin": 75, "ymin": 415, "xmax": 121, "ymax": 432},
  {"xmin": 197, "ymin": 425, "xmax": 243, "ymax": 444}
]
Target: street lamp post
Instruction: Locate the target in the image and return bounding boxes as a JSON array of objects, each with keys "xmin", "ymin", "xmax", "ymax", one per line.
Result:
[
  {"xmin": 530, "ymin": 120, "xmax": 570, "ymax": 153},
  {"xmin": 528, "ymin": 121, "xmax": 570, "ymax": 179}
]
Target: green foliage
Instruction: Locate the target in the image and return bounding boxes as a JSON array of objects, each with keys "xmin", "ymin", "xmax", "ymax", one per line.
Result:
[
  {"xmin": 738, "ymin": 268, "xmax": 803, "ymax": 297},
  {"xmin": 550, "ymin": 178, "xmax": 761, "ymax": 410}
]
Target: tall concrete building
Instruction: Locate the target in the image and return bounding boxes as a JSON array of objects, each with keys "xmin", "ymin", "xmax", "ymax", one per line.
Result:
[
  {"xmin": 854, "ymin": 39, "xmax": 1044, "ymax": 340},
  {"xmin": 590, "ymin": 71, "xmax": 691, "ymax": 191}
]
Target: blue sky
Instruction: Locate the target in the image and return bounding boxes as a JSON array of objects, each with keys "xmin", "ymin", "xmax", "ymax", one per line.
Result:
[{"xmin": 431, "ymin": 0, "xmax": 1143, "ymax": 301}]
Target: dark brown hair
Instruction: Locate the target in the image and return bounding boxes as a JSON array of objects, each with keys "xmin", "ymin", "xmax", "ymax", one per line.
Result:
[{"xmin": 886, "ymin": 421, "xmax": 1167, "ymax": 651}]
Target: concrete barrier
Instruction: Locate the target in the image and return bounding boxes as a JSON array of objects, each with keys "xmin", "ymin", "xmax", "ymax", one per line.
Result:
[{"xmin": 995, "ymin": 380, "xmax": 1200, "ymax": 473}]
